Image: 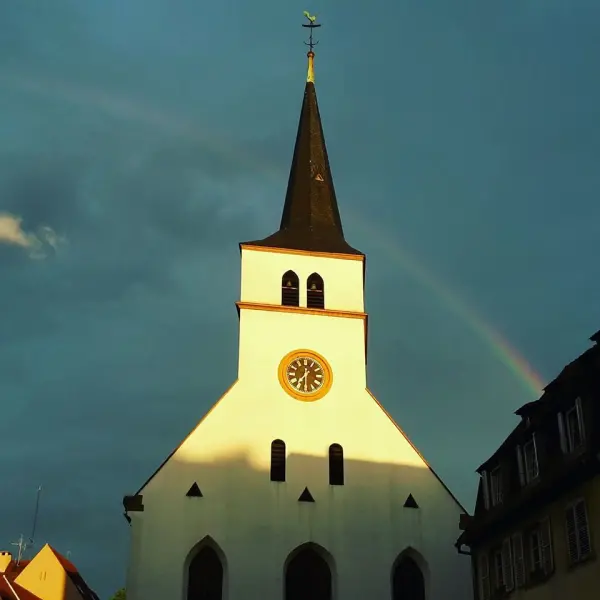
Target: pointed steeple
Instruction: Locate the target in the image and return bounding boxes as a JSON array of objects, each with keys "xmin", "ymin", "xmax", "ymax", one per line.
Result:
[{"xmin": 245, "ymin": 27, "xmax": 362, "ymax": 256}]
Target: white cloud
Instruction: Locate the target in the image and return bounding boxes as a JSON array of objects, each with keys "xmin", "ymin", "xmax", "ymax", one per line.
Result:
[{"xmin": 0, "ymin": 212, "xmax": 65, "ymax": 258}]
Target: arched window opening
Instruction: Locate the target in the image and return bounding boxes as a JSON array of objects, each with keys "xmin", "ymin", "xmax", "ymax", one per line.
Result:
[
  {"xmin": 392, "ymin": 556, "xmax": 425, "ymax": 600},
  {"xmin": 187, "ymin": 545, "xmax": 223, "ymax": 600},
  {"xmin": 329, "ymin": 443, "xmax": 344, "ymax": 486},
  {"xmin": 282, "ymin": 271, "xmax": 300, "ymax": 306},
  {"xmin": 271, "ymin": 439, "xmax": 286, "ymax": 482},
  {"xmin": 285, "ymin": 546, "xmax": 332, "ymax": 600},
  {"xmin": 307, "ymin": 273, "xmax": 325, "ymax": 309}
]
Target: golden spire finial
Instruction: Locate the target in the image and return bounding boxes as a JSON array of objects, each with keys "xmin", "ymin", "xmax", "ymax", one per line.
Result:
[
  {"xmin": 307, "ymin": 51, "xmax": 315, "ymax": 83},
  {"xmin": 302, "ymin": 11, "xmax": 321, "ymax": 84}
]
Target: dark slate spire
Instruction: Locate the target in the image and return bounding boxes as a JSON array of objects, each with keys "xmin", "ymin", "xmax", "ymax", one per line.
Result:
[{"xmin": 244, "ymin": 49, "xmax": 362, "ymax": 256}]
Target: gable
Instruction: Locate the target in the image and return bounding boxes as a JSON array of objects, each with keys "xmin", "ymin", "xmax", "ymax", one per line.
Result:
[{"xmin": 133, "ymin": 381, "xmax": 465, "ymax": 513}]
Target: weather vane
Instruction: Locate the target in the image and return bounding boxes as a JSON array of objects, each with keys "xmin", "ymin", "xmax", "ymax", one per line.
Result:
[{"xmin": 302, "ymin": 11, "xmax": 321, "ymax": 52}]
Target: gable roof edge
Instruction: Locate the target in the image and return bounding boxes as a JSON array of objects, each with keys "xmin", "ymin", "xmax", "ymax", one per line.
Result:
[
  {"xmin": 133, "ymin": 380, "xmax": 239, "ymax": 496},
  {"xmin": 366, "ymin": 387, "xmax": 468, "ymax": 514}
]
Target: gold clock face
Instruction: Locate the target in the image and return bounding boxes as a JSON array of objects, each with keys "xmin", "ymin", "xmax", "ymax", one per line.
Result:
[{"xmin": 278, "ymin": 350, "xmax": 332, "ymax": 401}]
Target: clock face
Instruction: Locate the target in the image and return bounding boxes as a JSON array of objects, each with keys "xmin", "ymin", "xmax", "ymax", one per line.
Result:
[
  {"xmin": 278, "ymin": 350, "xmax": 332, "ymax": 401},
  {"xmin": 286, "ymin": 356, "xmax": 325, "ymax": 395}
]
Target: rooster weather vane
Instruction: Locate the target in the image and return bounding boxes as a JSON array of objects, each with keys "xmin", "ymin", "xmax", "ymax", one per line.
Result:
[{"xmin": 302, "ymin": 11, "xmax": 321, "ymax": 52}]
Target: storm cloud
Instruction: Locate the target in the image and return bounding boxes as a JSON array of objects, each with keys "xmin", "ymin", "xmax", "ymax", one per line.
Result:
[{"xmin": 1, "ymin": 1, "xmax": 600, "ymax": 597}]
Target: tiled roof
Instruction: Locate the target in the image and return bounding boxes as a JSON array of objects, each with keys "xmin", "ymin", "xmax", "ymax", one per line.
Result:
[
  {"xmin": 0, "ymin": 573, "xmax": 41, "ymax": 600},
  {"xmin": 47, "ymin": 547, "xmax": 100, "ymax": 600},
  {"xmin": 0, "ymin": 548, "xmax": 99, "ymax": 600}
]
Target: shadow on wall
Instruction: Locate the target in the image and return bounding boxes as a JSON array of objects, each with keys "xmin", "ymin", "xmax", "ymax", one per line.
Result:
[{"xmin": 126, "ymin": 444, "xmax": 469, "ymax": 600}]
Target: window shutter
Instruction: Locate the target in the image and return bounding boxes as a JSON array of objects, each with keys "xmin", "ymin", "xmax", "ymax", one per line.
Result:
[
  {"xmin": 482, "ymin": 471, "xmax": 490, "ymax": 510},
  {"xmin": 479, "ymin": 554, "xmax": 490, "ymax": 600},
  {"xmin": 557, "ymin": 412, "xmax": 568, "ymax": 453},
  {"xmin": 516, "ymin": 445, "xmax": 525, "ymax": 486},
  {"xmin": 565, "ymin": 506, "xmax": 579, "ymax": 563},
  {"xmin": 531, "ymin": 432, "xmax": 539, "ymax": 478},
  {"xmin": 511, "ymin": 533, "xmax": 525, "ymax": 588},
  {"xmin": 575, "ymin": 397, "xmax": 585, "ymax": 443},
  {"xmin": 574, "ymin": 500, "xmax": 591, "ymax": 559},
  {"xmin": 502, "ymin": 538, "xmax": 514, "ymax": 591},
  {"xmin": 540, "ymin": 518, "xmax": 554, "ymax": 574}
]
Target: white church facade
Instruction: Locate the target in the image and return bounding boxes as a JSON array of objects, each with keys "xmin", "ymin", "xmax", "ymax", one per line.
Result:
[{"xmin": 123, "ymin": 36, "xmax": 473, "ymax": 600}]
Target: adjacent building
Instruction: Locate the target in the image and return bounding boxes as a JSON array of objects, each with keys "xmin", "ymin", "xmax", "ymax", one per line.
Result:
[
  {"xmin": 0, "ymin": 544, "xmax": 99, "ymax": 600},
  {"xmin": 122, "ymin": 24, "xmax": 473, "ymax": 600},
  {"xmin": 457, "ymin": 329, "xmax": 600, "ymax": 599}
]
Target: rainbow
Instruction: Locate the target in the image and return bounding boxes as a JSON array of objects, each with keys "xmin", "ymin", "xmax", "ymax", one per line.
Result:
[
  {"xmin": 349, "ymin": 217, "xmax": 545, "ymax": 398},
  {"xmin": 1, "ymin": 70, "xmax": 546, "ymax": 398}
]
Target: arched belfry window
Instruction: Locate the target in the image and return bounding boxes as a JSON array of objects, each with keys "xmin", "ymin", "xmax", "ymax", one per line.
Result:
[
  {"xmin": 271, "ymin": 439, "xmax": 286, "ymax": 482},
  {"xmin": 187, "ymin": 544, "xmax": 224, "ymax": 600},
  {"xmin": 392, "ymin": 555, "xmax": 425, "ymax": 600},
  {"xmin": 329, "ymin": 443, "xmax": 344, "ymax": 485},
  {"xmin": 307, "ymin": 273, "xmax": 325, "ymax": 309},
  {"xmin": 282, "ymin": 271, "xmax": 300, "ymax": 306}
]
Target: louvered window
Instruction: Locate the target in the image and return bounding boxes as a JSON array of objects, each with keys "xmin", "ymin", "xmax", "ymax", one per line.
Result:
[
  {"xmin": 281, "ymin": 271, "xmax": 300, "ymax": 306},
  {"xmin": 493, "ymin": 549, "xmax": 504, "ymax": 591},
  {"xmin": 270, "ymin": 439, "xmax": 286, "ymax": 482},
  {"xmin": 306, "ymin": 273, "xmax": 324, "ymax": 309},
  {"xmin": 511, "ymin": 533, "xmax": 525, "ymax": 588},
  {"xmin": 501, "ymin": 538, "xmax": 514, "ymax": 592},
  {"xmin": 540, "ymin": 518, "xmax": 554, "ymax": 574},
  {"xmin": 528, "ymin": 518, "xmax": 553, "ymax": 575},
  {"xmin": 566, "ymin": 499, "xmax": 592, "ymax": 563}
]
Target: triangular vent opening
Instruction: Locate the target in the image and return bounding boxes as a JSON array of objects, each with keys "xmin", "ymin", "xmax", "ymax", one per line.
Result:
[
  {"xmin": 298, "ymin": 487, "xmax": 315, "ymax": 503},
  {"xmin": 403, "ymin": 494, "xmax": 418, "ymax": 509},
  {"xmin": 186, "ymin": 483, "xmax": 203, "ymax": 498}
]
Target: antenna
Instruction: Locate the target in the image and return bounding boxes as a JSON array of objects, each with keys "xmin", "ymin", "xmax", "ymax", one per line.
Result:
[{"xmin": 11, "ymin": 535, "xmax": 26, "ymax": 565}]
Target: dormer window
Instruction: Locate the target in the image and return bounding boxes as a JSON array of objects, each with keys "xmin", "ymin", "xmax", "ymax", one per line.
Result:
[
  {"xmin": 558, "ymin": 397, "xmax": 585, "ymax": 454},
  {"xmin": 490, "ymin": 467, "xmax": 503, "ymax": 506},
  {"xmin": 516, "ymin": 434, "xmax": 539, "ymax": 486}
]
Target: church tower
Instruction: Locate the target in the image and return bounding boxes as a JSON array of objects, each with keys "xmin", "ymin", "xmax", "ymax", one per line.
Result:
[{"xmin": 123, "ymin": 18, "xmax": 473, "ymax": 600}]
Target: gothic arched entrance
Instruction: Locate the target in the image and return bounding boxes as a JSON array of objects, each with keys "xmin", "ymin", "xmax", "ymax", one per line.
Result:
[
  {"xmin": 285, "ymin": 544, "xmax": 332, "ymax": 600},
  {"xmin": 392, "ymin": 555, "xmax": 425, "ymax": 600},
  {"xmin": 187, "ymin": 545, "xmax": 223, "ymax": 600}
]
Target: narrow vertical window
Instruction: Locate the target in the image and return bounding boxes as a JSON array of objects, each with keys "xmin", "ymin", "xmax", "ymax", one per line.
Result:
[
  {"xmin": 328, "ymin": 443, "xmax": 344, "ymax": 485},
  {"xmin": 282, "ymin": 271, "xmax": 299, "ymax": 307},
  {"xmin": 501, "ymin": 538, "xmax": 514, "ymax": 592},
  {"xmin": 566, "ymin": 499, "xmax": 592, "ymax": 563},
  {"xmin": 270, "ymin": 439, "xmax": 286, "ymax": 482},
  {"xmin": 306, "ymin": 273, "xmax": 325, "ymax": 309},
  {"xmin": 478, "ymin": 554, "xmax": 490, "ymax": 600},
  {"xmin": 511, "ymin": 533, "xmax": 525, "ymax": 588}
]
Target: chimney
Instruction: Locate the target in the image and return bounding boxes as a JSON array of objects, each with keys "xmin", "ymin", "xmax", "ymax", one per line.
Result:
[{"xmin": 0, "ymin": 551, "xmax": 12, "ymax": 573}]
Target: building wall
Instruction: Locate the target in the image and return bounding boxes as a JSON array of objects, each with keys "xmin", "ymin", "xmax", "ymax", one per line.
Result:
[{"xmin": 473, "ymin": 475, "xmax": 600, "ymax": 600}]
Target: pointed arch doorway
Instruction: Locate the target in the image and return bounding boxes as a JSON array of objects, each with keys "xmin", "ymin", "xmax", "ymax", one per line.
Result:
[
  {"xmin": 187, "ymin": 544, "xmax": 224, "ymax": 600},
  {"xmin": 285, "ymin": 544, "xmax": 332, "ymax": 600},
  {"xmin": 392, "ymin": 555, "xmax": 425, "ymax": 600}
]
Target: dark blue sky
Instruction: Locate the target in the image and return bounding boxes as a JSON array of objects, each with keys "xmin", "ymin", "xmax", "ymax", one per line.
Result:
[{"xmin": 1, "ymin": 0, "xmax": 599, "ymax": 596}]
